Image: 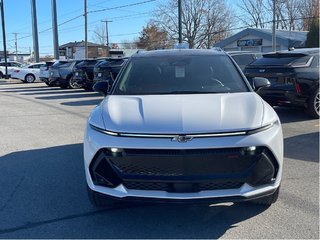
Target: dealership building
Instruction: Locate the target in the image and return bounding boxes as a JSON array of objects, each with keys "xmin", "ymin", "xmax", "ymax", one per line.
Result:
[{"xmin": 213, "ymin": 28, "xmax": 308, "ymax": 52}]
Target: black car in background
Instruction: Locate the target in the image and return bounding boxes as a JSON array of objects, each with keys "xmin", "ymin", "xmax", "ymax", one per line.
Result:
[
  {"xmin": 71, "ymin": 59, "xmax": 101, "ymax": 90},
  {"xmin": 93, "ymin": 58, "xmax": 128, "ymax": 85},
  {"xmin": 228, "ymin": 51, "xmax": 262, "ymax": 71},
  {"xmin": 48, "ymin": 60, "xmax": 83, "ymax": 89},
  {"xmin": 244, "ymin": 48, "xmax": 319, "ymax": 118}
]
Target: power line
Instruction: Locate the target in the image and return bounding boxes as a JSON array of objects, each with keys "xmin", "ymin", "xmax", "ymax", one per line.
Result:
[{"xmin": 88, "ymin": 0, "xmax": 156, "ymax": 14}]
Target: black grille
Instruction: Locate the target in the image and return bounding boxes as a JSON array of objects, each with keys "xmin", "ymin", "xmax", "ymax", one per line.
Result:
[
  {"xmin": 89, "ymin": 147, "xmax": 279, "ymax": 192},
  {"xmin": 123, "ymin": 181, "xmax": 244, "ymax": 192},
  {"xmin": 108, "ymin": 148, "xmax": 258, "ymax": 177}
]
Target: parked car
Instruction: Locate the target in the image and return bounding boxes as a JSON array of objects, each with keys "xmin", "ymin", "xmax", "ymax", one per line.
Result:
[
  {"xmin": 39, "ymin": 61, "xmax": 55, "ymax": 86},
  {"xmin": 93, "ymin": 57, "xmax": 128, "ymax": 85},
  {"xmin": 85, "ymin": 49, "xmax": 283, "ymax": 207},
  {"xmin": 48, "ymin": 60, "xmax": 82, "ymax": 89},
  {"xmin": 244, "ymin": 48, "xmax": 319, "ymax": 118},
  {"xmin": 71, "ymin": 59, "xmax": 101, "ymax": 90},
  {"xmin": 0, "ymin": 61, "xmax": 23, "ymax": 78},
  {"xmin": 228, "ymin": 51, "xmax": 262, "ymax": 71},
  {"xmin": 11, "ymin": 62, "xmax": 45, "ymax": 83}
]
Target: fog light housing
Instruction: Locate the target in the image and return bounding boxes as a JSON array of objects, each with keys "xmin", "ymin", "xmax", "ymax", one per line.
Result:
[{"xmin": 241, "ymin": 146, "xmax": 257, "ymax": 155}]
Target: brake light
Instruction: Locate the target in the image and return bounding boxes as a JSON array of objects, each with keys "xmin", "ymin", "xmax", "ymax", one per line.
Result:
[
  {"xmin": 14, "ymin": 70, "xmax": 20, "ymax": 73},
  {"xmin": 295, "ymin": 82, "xmax": 302, "ymax": 94}
]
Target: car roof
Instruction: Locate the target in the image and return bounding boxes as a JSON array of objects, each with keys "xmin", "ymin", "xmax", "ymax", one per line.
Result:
[
  {"xmin": 264, "ymin": 48, "xmax": 319, "ymax": 57},
  {"xmin": 227, "ymin": 51, "xmax": 261, "ymax": 55},
  {"xmin": 131, "ymin": 49, "xmax": 227, "ymax": 58}
]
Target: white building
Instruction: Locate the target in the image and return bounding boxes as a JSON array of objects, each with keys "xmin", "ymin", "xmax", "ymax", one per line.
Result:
[{"xmin": 214, "ymin": 28, "xmax": 308, "ymax": 52}]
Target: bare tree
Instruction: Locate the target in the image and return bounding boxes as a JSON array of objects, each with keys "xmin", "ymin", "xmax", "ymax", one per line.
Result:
[
  {"xmin": 237, "ymin": 0, "xmax": 268, "ymax": 28},
  {"xmin": 299, "ymin": 0, "xmax": 319, "ymax": 30},
  {"xmin": 92, "ymin": 23, "xmax": 106, "ymax": 45},
  {"xmin": 154, "ymin": 0, "xmax": 232, "ymax": 49}
]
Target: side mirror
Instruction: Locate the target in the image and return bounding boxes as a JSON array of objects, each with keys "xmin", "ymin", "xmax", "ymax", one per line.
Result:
[
  {"xmin": 253, "ymin": 77, "xmax": 271, "ymax": 91},
  {"xmin": 93, "ymin": 81, "xmax": 109, "ymax": 96}
]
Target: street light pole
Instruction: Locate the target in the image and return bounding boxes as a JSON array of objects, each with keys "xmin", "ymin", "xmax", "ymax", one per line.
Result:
[
  {"xmin": 30, "ymin": 0, "xmax": 40, "ymax": 62},
  {"xmin": 52, "ymin": 0, "xmax": 59, "ymax": 60},
  {"xmin": 84, "ymin": 0, "xmax": 88, "ymax": 58},
  {"xmin": 272, "ymin": 0, "xmax": 276, "ymax": 51},
  {"xmin": 102, "ymin": 20, "xmax": 112, "ymax": 56},
  {"xmin": 178, "ymin": 0, "xmax": 182, "ymax": 44},
  {"xmin": 0, "ymin": 0, "xmax": 8, "ymax": 78}
]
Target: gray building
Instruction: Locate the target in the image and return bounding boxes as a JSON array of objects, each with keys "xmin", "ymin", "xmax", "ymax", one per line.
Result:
[{"xmin": 214, "ymin": 28, "xmax": 308, "ymax": 52}]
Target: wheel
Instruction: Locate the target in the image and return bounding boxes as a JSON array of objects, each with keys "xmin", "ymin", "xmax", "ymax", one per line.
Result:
[
  {"xmin": 251, "ymin": 186, "xmax": 280, "ymax": 206},
  {"xmin": 307, "ymin": 89, "xmax": 320, "ymax": 118},
  {"xmin": 0, "ymin": 72, "xmax": 3, "ymax": 79},
  {"xmin": 24, "ymin": 74, "xmax": 36, "ymax": 83},
  {"xmin": 87, "ymin": 186, "xmax": 117, "ymax": 208},
  {"xmin": 69, "ymin": 77, "xmax": 81, "ymax": 89}
]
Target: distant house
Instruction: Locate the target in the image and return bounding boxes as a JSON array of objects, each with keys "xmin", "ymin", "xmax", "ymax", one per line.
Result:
[
  {"xmin": 213, "ymin": 28, "xmax": 308, "ymax": 52},
  {"xmin": 59, "ymin": 41, "xmax": 108, "ymax": 59},
  {"xmin": 0, "ymin": 51, "xmax": 31, "ymax": 63}
]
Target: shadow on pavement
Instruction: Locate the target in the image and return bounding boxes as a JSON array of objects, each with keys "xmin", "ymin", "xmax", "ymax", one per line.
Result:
[
  {"xmin": 61, "ymin": 99, "xmax": 103, "ymax": 106},
  {"xmin": 0, "ymin": 144, "xmax": 269, "ymax": 239},
  {"xmin": 36, "ymin": 93, "xmax": 100, "ymax": 100},
  {"xmin": 284, "ymin": 132, "xmax": 319, "ymax": 162}
]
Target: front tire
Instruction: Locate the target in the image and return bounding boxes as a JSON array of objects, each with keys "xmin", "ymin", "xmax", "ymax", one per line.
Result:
[
  {"xmin": 251, "ymin": 187, "xmax": 280, "ymax": 206},
  {"xmin": 69, "ymin": 77, "xmax": 81, "ymax": 89},
  {"xmin": 307, "ymin": 89, "xmax": 320, "ymax": 118},
  {"xmin": 25, "ymin": 74, "xmax": 36, "ymax": 83}
]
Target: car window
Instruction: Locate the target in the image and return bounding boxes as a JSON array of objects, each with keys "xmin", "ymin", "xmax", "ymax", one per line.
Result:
[
  {"xmin": 11, "ymin": 62, "xmax": 22, "ymax": 67},
  {"xmin": 231, "ymin": 54, "xmax": 255, "ymax": 66},
  {"xmin": 113, "ymin": 55, "xmax": 249, "ymax": 95}
]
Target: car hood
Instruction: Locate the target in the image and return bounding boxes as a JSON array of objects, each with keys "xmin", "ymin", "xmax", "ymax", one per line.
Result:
[{"xmin": 100, "ymin": 93, "xmax": 265, "ymax": 134}]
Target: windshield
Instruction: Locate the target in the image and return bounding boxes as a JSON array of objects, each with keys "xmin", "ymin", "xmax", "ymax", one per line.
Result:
[{"xmin": 112, "ymin": 55, "xmax": 249, "ymax": 95}]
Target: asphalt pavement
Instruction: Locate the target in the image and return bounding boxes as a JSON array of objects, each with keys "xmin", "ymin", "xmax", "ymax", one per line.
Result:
[{"xmin": 0, "ymin": 80, "xmax": 319, "ymax": 239}]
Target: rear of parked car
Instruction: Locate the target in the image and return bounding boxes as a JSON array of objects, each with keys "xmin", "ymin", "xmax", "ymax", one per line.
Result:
[
  {"xmin": 40, "ymin": 61, "xmax": 55, "ymax": 85},
  {"xmin": 93, "ymin": 58, "xmax": 127, "ymax": 85},
  {"xmin": 49, "ymin": 60, "xmax": 82, "ymax": 89},
  {"xmin": 11, "ymin": 62, "xmax": 44, "ymax": 83},
  {"xmin": 72, "ymin": 59, "xmax": 100, "ymax": 90},
  {"xmin": 244, "ymin": 48, "xmax": 319, "ymax": 118}
]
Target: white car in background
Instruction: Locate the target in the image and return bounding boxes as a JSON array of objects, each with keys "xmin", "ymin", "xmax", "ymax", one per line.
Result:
[
  {"xmin": 0, "ymin": 61, "xmax": 23, "ymax": 78},
  {"xmin": 11, "ymin": 62, "xmax": 45, "ymax": 83}
]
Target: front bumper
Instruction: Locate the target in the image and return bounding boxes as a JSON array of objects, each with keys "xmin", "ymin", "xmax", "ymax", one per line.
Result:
[{"xmin": 84, "ymin": 122, "xmax": 283, "ymax": 202}]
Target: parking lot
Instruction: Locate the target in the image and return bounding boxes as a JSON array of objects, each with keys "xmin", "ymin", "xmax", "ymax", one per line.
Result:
[{"xmin": 0, "ymin": 80, "xmax": 319, "ymax": 239}]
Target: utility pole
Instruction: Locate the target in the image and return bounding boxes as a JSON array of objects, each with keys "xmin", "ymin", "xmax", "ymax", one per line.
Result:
[
  {"xmin": 102, "ymin": 19, "xmax": 112, "ymax": 55},
  {"xmin": 84, "ymin": 0, "xmax": 88, "ymax": 58},
  {"xmin": 13, "ymin": 33, "xmax": 18, "ymax": 61},
  {"xmin": 30, "ymin": 0, "xmax": 39, "ymax": 62},
  {"xmin": 51, "ymin": 0, "xmax": 59, "ymax": 60},
  {"xmin": 178, "ymin": 0, "xmax": 182, "ymax": 44},
  {"xmin": 272, "ymin": 0, "xmax": 276, "ymax": 52},
  {"xmin": 0, "ymin": 0, "xmax": 8, "ymax": 78}
]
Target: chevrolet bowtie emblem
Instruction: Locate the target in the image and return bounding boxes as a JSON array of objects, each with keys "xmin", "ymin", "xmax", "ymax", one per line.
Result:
[{"xmin": 172, "ymin": 135, "xmax": 193, "ymax": 143}]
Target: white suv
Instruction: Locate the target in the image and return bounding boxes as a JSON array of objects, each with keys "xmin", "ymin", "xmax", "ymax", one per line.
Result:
[{"xmin": 84, "ymin": 49, "xmax": 283, "ymax": 207}]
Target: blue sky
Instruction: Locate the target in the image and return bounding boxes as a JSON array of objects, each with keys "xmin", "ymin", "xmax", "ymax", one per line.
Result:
[
  {"xmin": 0, "ymin": 0, "xmax": 242, "ymax": 56},
  {"xmin": 0, "ymin": 0, "xmax": 158, "ymax": 56}
]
